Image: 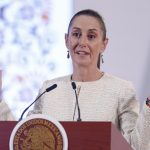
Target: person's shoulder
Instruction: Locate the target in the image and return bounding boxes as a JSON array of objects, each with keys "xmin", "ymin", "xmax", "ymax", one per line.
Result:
[
  {"xmin": 45, "ymin": 74, "xmax": 70, "ymax": 83},
  {"xmin": 0, "ymin": 100, "xmax": 8, "ymax": 107},
  {"xmin": 0, "ymin": 100, "xmax": 15, "ymax": 121},
  {"xmin": 41, "ymin": 74, "xmax": 71, "ymax": 88},
  {"xmin": 103, "ymin": 73, "xmax": 134, "ymax": 88},
  {"xmin": 51, "ymin": 74, "xmax": 71, "ymax": 82}
]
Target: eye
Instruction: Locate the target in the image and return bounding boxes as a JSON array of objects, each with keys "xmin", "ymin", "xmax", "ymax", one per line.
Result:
[
  {"xmin": 88, "ymin": 34, "xmax": 96, "ymax": 40},
  {"xmin": 72, "ymin": 32, "xmax": 81, "ymax": 38}
]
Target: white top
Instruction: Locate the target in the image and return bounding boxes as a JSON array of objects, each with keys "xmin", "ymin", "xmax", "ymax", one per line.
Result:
[
  {"xmin": 28, "ymin": 73, "xmax": 150, "ymax": 150},
  {"xmin": 0, "ymin": 100, "xmax": 15, "ymax": 121}
]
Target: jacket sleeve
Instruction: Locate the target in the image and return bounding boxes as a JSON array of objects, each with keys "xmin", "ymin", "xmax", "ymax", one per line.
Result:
[{"xmin": 118, "ymin": 82, "xmax": 150, "ymax": 150}]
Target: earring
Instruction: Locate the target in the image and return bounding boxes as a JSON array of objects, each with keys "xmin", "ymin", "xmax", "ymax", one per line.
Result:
[
  {"xmin": 67, "ymin": 50, "xmax": 70, "ymax": 59},
  {"xmin": 101, "ymin": 54, "xmax": 104, "ymax": 64}
]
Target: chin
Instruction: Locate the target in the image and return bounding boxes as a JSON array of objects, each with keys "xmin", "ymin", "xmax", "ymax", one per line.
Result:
[{"xmin": 76, "ymin": 62, "xmax": 90, "ymax": 67}]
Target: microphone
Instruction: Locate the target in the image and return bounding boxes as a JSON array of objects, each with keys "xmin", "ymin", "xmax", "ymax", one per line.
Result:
[
  {"xmin": 19, "ymin": 84, "xmax": 57, "ymax": 121},
  {"xmin": 71, "ymin": 82, "xmax": 82, "ymax": 122}
]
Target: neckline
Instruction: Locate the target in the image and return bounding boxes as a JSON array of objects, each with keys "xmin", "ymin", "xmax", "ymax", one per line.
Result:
[{"xmin": 70, "ymin": 72, "xmax": 105, "ymax": 83}]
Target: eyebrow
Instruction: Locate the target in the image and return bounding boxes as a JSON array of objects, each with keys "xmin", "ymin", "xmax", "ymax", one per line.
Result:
[
  {"xmin": 88, "ymin": 29, "xmax": 98, "ymax": 32},
  {"xmin": 72, "ymin": 27, "xmax": 98, "ymax": 32},
  {"xmin": 72, "ymin": 27, "xmax": 80, "ymax": 30}
]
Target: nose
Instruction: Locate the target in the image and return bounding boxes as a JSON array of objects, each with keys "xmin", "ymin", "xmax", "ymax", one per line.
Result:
[{"xmin": 78, "ymin": 35, "xmax": 88, "ymax": 47}]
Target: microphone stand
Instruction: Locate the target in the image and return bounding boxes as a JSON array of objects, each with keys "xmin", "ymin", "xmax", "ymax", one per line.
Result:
[
  {"xmin": 19, "ymin": 84, "xmax": 57, "ymax": 121},
  {"xmin": 71, "ymin": 82, "xmax": 82, "ymax": 122}
]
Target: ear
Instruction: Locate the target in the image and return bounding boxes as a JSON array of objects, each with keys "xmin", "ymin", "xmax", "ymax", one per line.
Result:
[
  {"xmin": 101, "ymin": 38, "xmax": 109, "ymax": 53},
  {"xmin": 65, "ymin": 33, "xmax": 69, "ymax": 49}
]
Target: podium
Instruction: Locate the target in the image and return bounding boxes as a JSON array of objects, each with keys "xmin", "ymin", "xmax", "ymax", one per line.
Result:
[{"xmin": 0, "ymin": 121, "xmax": 133, "ymax": 150}]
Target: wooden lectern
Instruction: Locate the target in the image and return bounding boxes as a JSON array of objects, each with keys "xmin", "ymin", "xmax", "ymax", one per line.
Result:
[{"xmin": 0, "ymin": 121, "xmax": 133, "ymax": 150}]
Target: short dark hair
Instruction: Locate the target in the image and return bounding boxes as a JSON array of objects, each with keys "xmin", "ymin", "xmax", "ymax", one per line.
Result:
[{"xmin": 68, "ymin": 9, "xmax": 107, "ymax": 41}]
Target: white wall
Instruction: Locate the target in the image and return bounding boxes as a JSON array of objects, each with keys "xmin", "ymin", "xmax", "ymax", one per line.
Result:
[{"xmin": 73, "ymin": 0, "xmax": 150, "ymax": 103}]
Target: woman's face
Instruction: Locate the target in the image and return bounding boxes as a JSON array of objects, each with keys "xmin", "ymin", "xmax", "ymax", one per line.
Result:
[{"xmin": 65, "ymin": 15, "xmax": 108, "ymax": 69}]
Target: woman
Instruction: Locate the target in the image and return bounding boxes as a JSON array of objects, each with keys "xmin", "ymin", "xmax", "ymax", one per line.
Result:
[{"xmin": 28, "ymin": 9, "xmax": 150, "ymax": 150}]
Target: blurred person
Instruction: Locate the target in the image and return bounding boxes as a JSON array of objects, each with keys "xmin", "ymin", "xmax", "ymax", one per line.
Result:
[
  {"xmin": 0, "ymin": 70, "xmax": 15, "ymax": 121},
  {"xmin": 0, "ymin": 100, "xmax": 15, "ymax": 121}
]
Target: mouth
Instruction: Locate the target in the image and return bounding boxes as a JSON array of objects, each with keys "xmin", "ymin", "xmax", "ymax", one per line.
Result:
[{"xmin": 75, "ymin": 50, "xmax": 90, "ymax": 55}]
